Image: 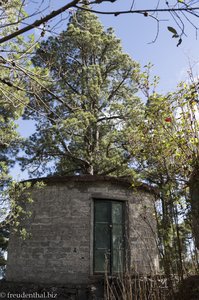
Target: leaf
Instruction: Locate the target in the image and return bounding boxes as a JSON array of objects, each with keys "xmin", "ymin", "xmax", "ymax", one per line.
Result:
[
  {"xmin": 177, "ymin": 38, "xmax": 182, "ymax": 47},
  {"xmin": 172, "ymin": 34, "xmax": 179, "ymax": 38},
  {"xmin": 167, "ymin": 26, "xmax": 178, "ymax": 35}
]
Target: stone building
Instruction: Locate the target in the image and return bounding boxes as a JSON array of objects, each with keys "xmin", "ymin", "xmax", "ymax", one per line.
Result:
[{"xmin": 6, "ymin": 175, "xmax": 159, "ymax": 284}]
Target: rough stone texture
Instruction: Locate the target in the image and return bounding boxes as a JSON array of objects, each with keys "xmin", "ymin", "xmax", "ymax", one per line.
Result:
[
  {"xmin": 189, "ymin": 169, "xmax": 199, "ymax": 250},
  {"xmin": 6, "ymin": 176, "xmax": 159, "ymax": 285}
]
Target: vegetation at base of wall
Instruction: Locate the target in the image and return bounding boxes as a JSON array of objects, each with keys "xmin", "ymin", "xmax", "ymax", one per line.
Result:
[
  {"xmin": 105, "ymin": 274, "xmax": 172, "ymax": 300},
  {"xmin": 104, "ymin": 273, "xmax": 199, "ymax": 300}
]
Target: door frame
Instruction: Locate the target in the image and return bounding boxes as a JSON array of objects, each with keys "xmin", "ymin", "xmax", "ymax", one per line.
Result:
[{"xmin": 92, "ymin": 198, "xmax": 127, "ymax": 275}]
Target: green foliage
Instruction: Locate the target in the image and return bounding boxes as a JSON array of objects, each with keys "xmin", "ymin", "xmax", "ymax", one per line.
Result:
[
  {"xmin": 0, "ymin": 180, "xmax": 44, "ymax": 277},
  {"xmin": 0, "ymin": 0, "xmax": 27, "ymax": 37},
  {"xmin": 125, "ymin": 71, "xmax": 199, "ymax": 278},
  {"xmin": 0, "ymin": 0, "xmax": 46, "ymax": 267},
  {"xmin": 0, "ymin": 0, "xmax": 43, "ymax": 233},
  {"xmin": 7, "ymin": 181, "xmax": 44, "ymax": 233},
  {"xmin": 0, "ymin": 0, "xmax": 39, "ymax": 193},
  {"xmin": 0, "ymin": 222, "xmax": 9, "ymax": 277},
  {"xmin": 22, "ymin": 8, "xmax": 144, "ymax": 176}
]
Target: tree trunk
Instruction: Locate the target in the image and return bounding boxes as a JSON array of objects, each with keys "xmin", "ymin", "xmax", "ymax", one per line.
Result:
[{"xmin": 190, "ymin": 167, "xmax": 199, "ymax": 249}]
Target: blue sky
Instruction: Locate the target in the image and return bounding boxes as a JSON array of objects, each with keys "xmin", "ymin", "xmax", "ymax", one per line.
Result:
[
  {"xmin": 12, "ymin": 0, "xmax": 199, "ymax": 179},
  {"xmin": 97, "ymin": 1, "xmax": 199, "ymax": 92}
]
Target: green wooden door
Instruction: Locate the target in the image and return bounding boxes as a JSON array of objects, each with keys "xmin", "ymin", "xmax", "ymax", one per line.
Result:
[{"xmin": 94, "ymin": 200, "xmax": 124, "ymax": 274}]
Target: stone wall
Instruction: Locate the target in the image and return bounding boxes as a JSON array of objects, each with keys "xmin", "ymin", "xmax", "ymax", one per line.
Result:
[{"xmin": 6, "ymin": 176, "xmax": 159, "ymax": 284}]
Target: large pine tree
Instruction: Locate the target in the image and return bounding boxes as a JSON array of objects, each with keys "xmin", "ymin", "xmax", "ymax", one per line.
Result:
[{"xmin": 22, "ymin": 8, "xmax": 144, "ymax": 176}]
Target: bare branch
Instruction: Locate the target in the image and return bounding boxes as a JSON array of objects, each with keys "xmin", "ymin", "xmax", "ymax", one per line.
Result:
[
  {"xmin": 76, "ymin": 5, "xmax": 199, "ymax": 17},
  {"xmin": 0, "ymin": 0, "xmax": 81, "ymax": 44},
  {"xmin": 0, "ymin": 1, "xmax": 199, "ymax": 45}
]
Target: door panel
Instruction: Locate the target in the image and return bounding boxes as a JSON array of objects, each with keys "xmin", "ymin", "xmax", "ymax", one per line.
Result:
[
  {"xmin": 94, "ymin": 249, "xmax": 110, "ymax": 272},
  {"xmin": 95, "ymin": 223, "xmax": 110, "ymax": 248},
  {"xmin": 95, "ymin": 201, "xmax": 109, "ymax": 222},
  {"xmin": 112, "ymin": 249, "xmax": 124, "ymax": 273},
  {"xmin": 94, "ymin": 200, "xmax": 124, "ymax": 274},
  {"xmin": 112, "ymin": 224, "xmax": 123, "ymax": 248},
  {"xmin": 112, "ymin": 202, "xmax": 123, "ymax": 224}
]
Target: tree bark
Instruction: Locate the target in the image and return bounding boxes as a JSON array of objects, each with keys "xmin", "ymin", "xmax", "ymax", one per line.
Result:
[{"xmin": 190, "ymin": 166, "xmax": 199, "ymax": 249}]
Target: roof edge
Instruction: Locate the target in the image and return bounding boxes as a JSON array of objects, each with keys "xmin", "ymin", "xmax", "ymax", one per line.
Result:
[{"xmin": 22, "ymin": 175, "xmax": 157, "ymax": 194}]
